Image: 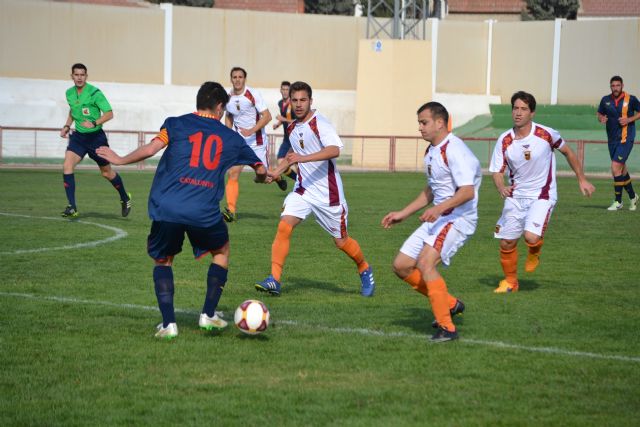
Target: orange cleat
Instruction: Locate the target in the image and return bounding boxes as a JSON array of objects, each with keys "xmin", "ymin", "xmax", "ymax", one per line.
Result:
[{"xmin": 494, "ymin": 279, "xmax": 519, "ymax": 293}]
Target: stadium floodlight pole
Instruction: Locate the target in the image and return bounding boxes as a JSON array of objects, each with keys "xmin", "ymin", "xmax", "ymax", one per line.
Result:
[{"xmin": 367, "ymin": 0, "xmax": 428, "ymax": 40}]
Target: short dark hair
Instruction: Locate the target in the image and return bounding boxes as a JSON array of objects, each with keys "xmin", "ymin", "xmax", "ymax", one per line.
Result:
[
  {"xmin": 71, "ymin": 63, "xmax": 87, "ymax": 73},
  {"xmin": 610, "ymin": 75, "xmax": 623, "ymax": 84},
  {"xmin": 416, "ymin": 102, "xmax": 449, "ymax": 124},
  {"xmin": 290, "ymin": 81, "xmax": 312, "ymax": 98},
  {"xmin": 196, "ymin": 81, "xmax": 229, "ymax": 111},
  {"xmin": 511, "ymin": 91, "xmax": 537, "ymax": 112},
  {"xmin": 281, "ymin": 81, "xmax": 291, "ymax": 87},
  {"xmin": 230, "ymin": 67, "xmax": 247, "ymax": 78}
]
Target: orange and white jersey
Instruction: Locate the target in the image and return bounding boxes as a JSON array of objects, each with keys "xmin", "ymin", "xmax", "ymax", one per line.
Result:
[
  {"xmin": 225, "ymin": 85, "xmax": 268, "ymax": 146},
  {"xmin": 425, "ymin": 133, "xmax": 482, "ymax": 235},
  {"xmin": 489, "ymin": 122, "xmax": 565, "ymax": 201},
  {"xmin": 286, "ymin": 111, "xmax": 345, "ymax": 207}
]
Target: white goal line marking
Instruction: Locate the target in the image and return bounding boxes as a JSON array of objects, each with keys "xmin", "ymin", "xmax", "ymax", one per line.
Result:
[
  {"xmin": 2, "ymin": 291, "xmax": 639, "ymax": 364},
  {"xmin": 0, "ymin": 212, "xmax": 128, "ymax": 255}
]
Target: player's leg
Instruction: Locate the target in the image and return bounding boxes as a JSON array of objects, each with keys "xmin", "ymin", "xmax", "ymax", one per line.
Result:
[
  {"xmin": 187, "ymin": 221, "xmax": 230, "ymax": 330},
  {"xmin": 148, "ymin": 221, "xmax": 185, "ymax": 339},
  {"xmin": 91, "ymin": 132, "xmax": 132, "ymax": 216},
  {"xmin": 618, "ymin": 144, "xmax": 638, "ymax": 210},
  {"xmin": 395, "ymin": 224, "xmax": 462, "ymax": 313},
  {"xmin": 416, "ymin": 244, "xmax": 457, "ymax": 342},
  {"xmin": 522, "ymin": 199, "xmax": 553, "ymax": 273},
  {"xmin": 61, "ymin": 149, "xmax": 83, "ymax": 217},
  {"xmin": 494, "ymin": 198, "xmax": 525, "ymax": 293},
  {"xmin": 224, "ymin": 165, "xmax": 243, "ymax": 221}
]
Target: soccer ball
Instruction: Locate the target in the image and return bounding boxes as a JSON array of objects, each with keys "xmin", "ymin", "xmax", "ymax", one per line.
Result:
[{"xmin": 234, "ymin": 300, "xmax": 270, "ymax": 335}]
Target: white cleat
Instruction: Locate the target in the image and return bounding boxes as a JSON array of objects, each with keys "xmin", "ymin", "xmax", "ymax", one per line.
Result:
[
  {"xmin": 607, "ymin": 201, "xmax": 623, "ymax": 211},
  {"xmin": 629, "ymin": 194, "xmax": 639, "ymax": 211},
  {"xmin": 155, "ymin": 322, "xmax": 178, "ymax": 340},
  {"xmin": 199, "ymin": 312, "xmax": 228, "ymax": 330}
]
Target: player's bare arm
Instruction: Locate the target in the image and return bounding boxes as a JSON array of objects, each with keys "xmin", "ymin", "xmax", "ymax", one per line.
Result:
[
  {"xmin": 286, "ymin": 145, "xmax": 339, "ymax": 165},
  {"xmin": 558, "ymin": 144, "xmax": 596, "ymax": 197},
  {"xmin": 96, "ymin": 138, "xmax": 165, "ymax": 165},
  {"xmin": 225, "ymin": 113, "xmax": 234, "ymax": 129},
  {"xmin": 492, "ymin": 172, "xmax": 515, "ymax": 198},
  {"xmin": 60, "ymin": 111, "xmax": 73, "ymax": 138},
  {"xmin": 381, "ymin": 186, "xmax": 432, "ymax": 228},
  {"xmin": 419, "ymin": 185, "xmax": 474, "ymax": 223},
  {"xmin": 238, "ymin": 109, "xmax": 272, "ymax": 137},
  {"xmin": 80, "ymin": 110, "xmax": 113, "ymax": 129}
]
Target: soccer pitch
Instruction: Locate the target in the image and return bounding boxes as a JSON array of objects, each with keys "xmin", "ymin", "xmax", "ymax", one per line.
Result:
[{"xmin": 1, "ymin": 169, "xmax": 639, "ymax": 425}]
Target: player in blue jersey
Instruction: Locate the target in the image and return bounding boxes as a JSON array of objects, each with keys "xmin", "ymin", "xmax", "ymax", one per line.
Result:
[
  {"xmin": 597, "ymin": 75, "xmax": 640, "ymax": 211},
  {"xmin": 272, "ymin": 80, "xmax": 297, "ymax": 190},
  {"xmin": 97, "ymin": 82, "xmax": 267, "ymax": 339}
]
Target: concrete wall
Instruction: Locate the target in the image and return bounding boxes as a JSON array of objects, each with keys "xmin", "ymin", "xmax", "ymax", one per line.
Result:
[
  {"xmin": 0, "ymin": 0, "xmax": 164, "ymax": 83},
  {"xmin": 558, "ymin": 19, "xmax": 640, "ymax": 104}
]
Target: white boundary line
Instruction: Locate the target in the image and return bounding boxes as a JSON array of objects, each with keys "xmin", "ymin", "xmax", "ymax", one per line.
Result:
[
  {"xmin": 0, "ymin": 212, "xmax": 127, "ymax": 255},
  {"xmin": 2, "ymin": 291, "xmax": 639, "ymax": 364}
]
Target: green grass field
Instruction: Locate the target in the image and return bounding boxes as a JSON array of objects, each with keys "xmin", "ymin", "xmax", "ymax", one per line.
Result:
[{"xmin": 1, "ymin": 169, "xmax": 639, "ymax": 426}]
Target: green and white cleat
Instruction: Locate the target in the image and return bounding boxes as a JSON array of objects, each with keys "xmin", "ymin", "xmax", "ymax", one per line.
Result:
[
  {"xmin": 629, "ymin": 194, "xmax": 639, "ymax": 211},
  {"xmin": 607, "ymin": 200, "xmax": 623, "ymax": 211},
  {"xmin": 155, "ymin": 322, "xmax": 178, "ymax": 340},
  {"xmin": 199, "ymin": 312, "xmax": 228, "ymax": 330}
]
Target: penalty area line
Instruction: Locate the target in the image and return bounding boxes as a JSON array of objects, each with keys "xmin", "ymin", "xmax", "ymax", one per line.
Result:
[{"xmin": 2, "ymin": 291, "xmax": 639, "ymax": 364}]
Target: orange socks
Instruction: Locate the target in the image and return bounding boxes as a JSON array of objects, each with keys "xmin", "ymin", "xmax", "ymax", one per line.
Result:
[
  {"xmin": 336, "ymin": 237, "xmax": 369, "ymax": 273},
  {"xmin": 427, "ymin": 277, "xmax": 455, "ymax": 331},
  {"xmin": 225, "ymin": 177, "xmax": 239, "ymax": 213},
  {"xmin": 271, "ymin": 221, "xmax": 293, "ymax": 281},
  {"xmin": 526, "ymin": 239, "xmax": 543, "ymax": 256},
  {"xmin": 403, "ymin": 269, "xmax": 458, "ymax": 309},
  {"xmin": 500, "ymin": 247, "xmax": 519, "ymax": 285},
  {"xmin": 525, "ymin": 239, "xmax": 543, "ymax": 273}
]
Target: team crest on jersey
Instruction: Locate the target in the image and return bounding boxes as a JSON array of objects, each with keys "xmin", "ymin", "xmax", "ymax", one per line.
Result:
[
  {"xmin": 427, "ymin": 164, "xmax": 432, "ymax": 176},
  {"xmin": 298, "ymin": 131, "xmax": 304, "ymax": 149},
  {"xmin": 82, "ymin": 108, "xmax": 90, "ymax": 116},
  {"xmin": 495, "ymin": 224, "xmax": 501, "ymax": 233},
  {"xmin": 524, "ymin": 150, "xmax": 531, "ymax": 160},
  {"xmin": 235, "ymin": 100, "xmax": 240, "ymax": 111}
]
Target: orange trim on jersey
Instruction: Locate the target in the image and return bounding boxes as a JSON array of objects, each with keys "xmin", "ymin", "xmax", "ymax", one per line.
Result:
[
  {"xmin": 194, "ymin": 111, "xmax": 220, "ymax": 120},
  {"xmin": 433, "ymin": 222, "xmax": 453, "ymax": 253},
  {"xmin": 499, "ymin": 133, "xmax": 514, "ymax": 173},
  {"xmin": 439, "ymin": 140, "xmax": 450, "ymax": 166},
  {"xmin": 155, "ymin": 128, "xmax": 169, "ymax": 146},
  {"xmin": 621, "ymin": 93, "xmax": 630, "ymax": 144},
  {"xmin": 534, "ymin": 125, "xmax": 553, "ymax": 146}
]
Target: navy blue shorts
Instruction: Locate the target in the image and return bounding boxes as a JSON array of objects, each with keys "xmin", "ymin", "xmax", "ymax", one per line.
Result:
[
  {"xmin": 67, "ymin": 129, "xmax": 110, "ymax": 167},
  {"xmin": 608, "ymin": 140, "xmax": 635, "ymax": 164},
  {"xmin": 147, "ymin": 220, "xmax": 229, "ymax": 262},
  {"xmin": 277, "ymin": 133, "xmax": 292, "ymax": 159}
]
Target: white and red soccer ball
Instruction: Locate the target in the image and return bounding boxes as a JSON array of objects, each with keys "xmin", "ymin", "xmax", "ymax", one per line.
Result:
[{"xmin": 234, "ymin": 300, "xmax": 270, "ymax": 335}]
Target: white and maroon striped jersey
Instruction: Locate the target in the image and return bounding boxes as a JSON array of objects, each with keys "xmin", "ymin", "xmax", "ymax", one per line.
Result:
[
  {"xmin": 286, "ymin": 111, "xmax": 345, "ymax": 207},
  {"xmin": 225, "ymin": 85, "xmax": 268, "ymax": 147},
  {"xmin": 425, "ymin": 133, "xmax": 482, "ymax": 235},
  {"xmin": 489, "ymin": 122, "xmax": 565, "ymax": 201}
]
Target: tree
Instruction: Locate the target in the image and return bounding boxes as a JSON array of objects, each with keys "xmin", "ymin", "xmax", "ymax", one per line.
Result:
[
  {"xmin": 305, "ymin": 0, "xmax": 356, "ymax": 15},
  {"xmin": 522, "ymin": 0, "xmax": 579, "ymax": 20}
]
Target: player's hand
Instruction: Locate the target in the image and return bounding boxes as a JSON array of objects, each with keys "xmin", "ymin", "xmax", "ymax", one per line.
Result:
[
  {"xmin": 381, "ymin": 212, "xmax": 405, "ymax": 229},
  {"xmin": 95, "ymin": 146, "xmax": 121, "ymax": 165},
  {"xmin": 80, "ymin": 120, "xmax": 96, "ymax": 129},
  {"xmin": 285, "ymin": 152, "xmax": 303, "ymax": 164},
  {"xmin": 264, "ymin": 171, "xmax": 280, "ymax": 184},
  {"xmin": 618, "ymin": 117, "xmax": 630, "ymax": 126},
  {"xmin": 598, "ymin": 114, "xmax": 607, "ymax": 124},
  {"xmin": 579, "ymin": 179, "xmax": 596, "ymax": 197},
  {"xmin": 497, "ymin": 185, "xmax": 515, "ymax": 198},
  {"xmin": 237, "ymin": 127, "xmax": 253, "ymax": 137},
  {"xmin": 60, "ymin": 127, "xmax": 70, "ymax": 138},
  {"xmin": 419, "ymin": 206, "xmax": 442, "ymax": 223}
]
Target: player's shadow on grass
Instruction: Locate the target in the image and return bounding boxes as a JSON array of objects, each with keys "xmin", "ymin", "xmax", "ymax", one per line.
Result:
[
  {"xmin": 233, "ymin": 212, "xmax": 270, "ymax": 221},
  {"xmin": 391, "ymin": 307, "xmax": 457, "ymax": 334},
  {"xmin": 284, "ymin": 277, "xmax": 352, "ymax": 295},
  {"xmin": 73, "ymin": 211, "xmax": 129, "ymax": 220},
  {"xmin": 478, "ymin": 275, "xmax": 540, "ymax": 292}
]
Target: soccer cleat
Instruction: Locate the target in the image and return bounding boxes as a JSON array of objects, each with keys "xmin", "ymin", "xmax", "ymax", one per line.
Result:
[
  {"xmin": 432, "ymin": 299, "xmax": 465, "ymax": 329},
  {"xmin": 121, "ymin": 192, "xmax": 132, "ymax": 217},
  {"xmin": 154, "ymin": 322, "xmax": 178, "ymax": 340},
  {"xmin": 630, "ymin": 194, "xmax": 639, "ymax": 211},
  {"xmin": 276, "ymin": 176, "xmax": 288, "ymax": 191},
  {"xmin": 61, "ymin": 205, "xmax": 79, "ymax": 218},
  {"xmin": 607, "ymin": 201, "xmax": 623, "ymax": 211},
  {"xmin": 222, "ymin": 207, "xmax": 237, "ymax": 223},
  {"xmin": 430, "ymin": 327, "xmax": 458, "ymax": 343},
  {"xmin": 255, "ymin": 275, "xmax": 281, "ymax": 296},
  {"xmin": 525, "ymin": 252, "xmax": 540, "ymax": 273},
  {"xmin": 199, "ymin": 312, "xmax": 228, "ymax": 330},
  {"xmin": 359, "ymin": 266, "xmax": 375, "ymax": 297},
  {"xmin": 494, "ymin": 279, "xmax": 519, "ymax": 293}
]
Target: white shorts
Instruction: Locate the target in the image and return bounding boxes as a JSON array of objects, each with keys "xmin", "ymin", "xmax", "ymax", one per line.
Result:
[
  {"xmin": 494, "ymin": 197, "xmax": 555, "ymax": 240},
  {"xmin": 281, "ymin": 192, "xmax": 347, "ymax": 238},
  {"xmin": 399, "ymin": 217, "xmax": 470, "ymax": 266},
  {"xmin": 250, "ymin": 144, "xmax": 268, "ymax": 167}
]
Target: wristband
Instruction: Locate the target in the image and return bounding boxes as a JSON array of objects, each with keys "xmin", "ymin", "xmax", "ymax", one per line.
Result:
[
  {"xmin": 91, "ymin": 120, "xmax": 97, "ymax": 127},
  {"xmin": 63, "ymin": 125, "xmax": 70, "ymax": 129}
]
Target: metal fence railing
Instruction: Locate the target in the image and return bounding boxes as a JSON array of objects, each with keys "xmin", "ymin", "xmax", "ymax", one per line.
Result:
[{"xmin": 1, "ymin": 126, "xmax": 636, "ymax": 175}]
